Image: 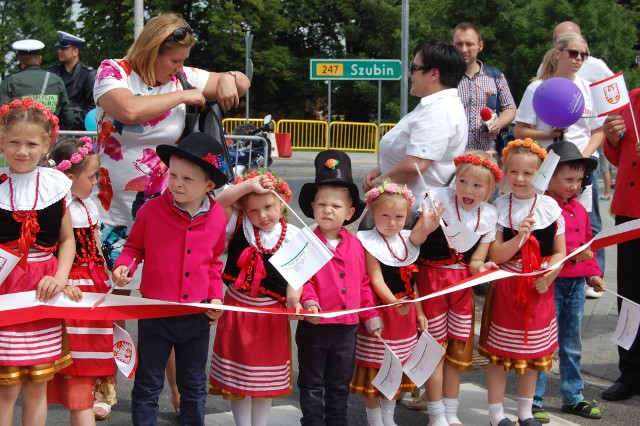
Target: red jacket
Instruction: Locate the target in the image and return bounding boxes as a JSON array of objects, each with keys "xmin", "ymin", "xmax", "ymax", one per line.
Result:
[
  {"xmin": 114, "ymin": 190, "xmax": 226, "ymax": 303},
  {"xmin": 604, "ymin": 88, "xmax": 640, "ymax": 219}
]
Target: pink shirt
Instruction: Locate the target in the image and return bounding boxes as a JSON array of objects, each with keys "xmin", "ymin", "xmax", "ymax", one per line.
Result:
[
  {"xmin": 551, "ymin": 194, "xmax": 601, "ymax": 278},
  {"xmin": 301, "ymin": 227, "xmax": 382, "ymax": 332},
  {"xmin": 114, "ymin": 190, "xmax": 226, "ymax": 302}
]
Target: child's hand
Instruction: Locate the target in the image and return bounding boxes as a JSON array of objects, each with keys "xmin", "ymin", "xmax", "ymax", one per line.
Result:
[
  {"xmin": 475, "ymin": 261, "xmax": 499, "ymax": 274},
  {"xmin": 371, "ymin": 328, "xmax": 383, "ymax": 338},
  {"xmin": 112, "ymin": 265, "xmax": 133, "ymax": 287},
  {"xmin": 36, "ymin": 276, "xmax": 66, "ymax": 302},
  {"xmin": 534, "ymin": 275, "xmax": 550, "ymax": 294},
  {"xmin": 518, "ymin": 213, "xmax": 536, "ymax": 241},
  {"xmin": 420, "ymin": 201, "xmax": 445, "ymax": 234},
  {"xmin": 305, "ymin": 305, "xmax": 321, "ymax": 324},
  {"xmin": 62, "ymin": 285, "xmax": 83, "ymax": 302},
  {"xmin": 417, "ymin": 314, "xmax": 428, "ymax": 333},
  {"xmin": 589, "ymin": 276, "xmax": 606, "ymax": 293},
  {"xmin": 393, "ymin": 300, "xmax": 411, "ymax": 316},
  {"xmin": 287, "ymin": 297, "xmax": 304, "ymax": 321},
  {"xmin": 248, "ymin": 174, "xmax": 275, "ymax": 194},
  {"xmin": 573, "ymin": 246, "xmax": 593, "ymax": 262},
  {"xmin": 205, "ymin": 298, "xmax": 224, "ymax": 325}
]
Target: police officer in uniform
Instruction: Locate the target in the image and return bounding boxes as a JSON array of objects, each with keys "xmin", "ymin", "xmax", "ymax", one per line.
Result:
[
  {"xmin": 48, "ymin": 31, "xmax": 96, "ymax": 130},
  {"xmin": 0, "ymin": 39, "xmax": 75, "ymax": 129}
]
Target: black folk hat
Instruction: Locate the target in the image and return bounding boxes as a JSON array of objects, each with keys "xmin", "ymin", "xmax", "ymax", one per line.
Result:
[
  {"xmin": 156, "ymin": 133, "xmax": 230, "ymax": 188},
  {"xmin": 547, "ymin": 141, "xmax": 598, "ymax": 175},
  {"xmin": 298, "ymin": 149, "xmax": 366, "ymax": 225}
]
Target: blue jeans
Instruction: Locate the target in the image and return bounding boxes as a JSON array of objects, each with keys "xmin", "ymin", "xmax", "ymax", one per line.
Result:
[
  {"xmin": 132, "ymin": 314, "xmax": 211, "ymax": 426},
  {"xmin": 534, "ymin": 277, "xmax": 586, "ymax": 407},
  {"xmin": 589, "ymin": 167, "xmax": 605, "ymax": 273}
]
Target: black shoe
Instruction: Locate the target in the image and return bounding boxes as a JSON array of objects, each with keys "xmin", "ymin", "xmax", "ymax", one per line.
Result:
[{"xmin": 602, "ymin": 382, "xmax": 637, "ymax": 401}]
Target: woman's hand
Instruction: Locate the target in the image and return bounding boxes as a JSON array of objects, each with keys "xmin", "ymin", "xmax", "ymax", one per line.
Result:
[
  {"xmin": 547, "ymin": 128, "xmax": 564, "ymax": 139},
  {"xmin": 181, "ymin": 88, "xmax": 206, "ymax": 108},
  {"xmin": 363, "ymin": 167, "xmax": 381, "ymax": 192},
  {"xmin": 215, "ymin": 73, "xmax": 240, "ymax": 111},
  {"xmin": 603, "ymin": 114, "xmax": 626, "ymax": 145},
  {"xmin": 36, "ymin": 276, "xmax": 66, "ymax": 302}
]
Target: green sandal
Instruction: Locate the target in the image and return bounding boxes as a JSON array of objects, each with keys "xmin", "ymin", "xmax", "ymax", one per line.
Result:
[
  {"xmin": 531, "ymin": 406, "xmax": 550, "ymax": 424},
  {"xmin": 561, "ymin": 400, "xmax": 602, "ymax": 419}
]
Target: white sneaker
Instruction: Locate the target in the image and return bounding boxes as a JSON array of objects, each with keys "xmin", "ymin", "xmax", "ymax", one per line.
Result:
[{"xmin": 585, "ymin": 285, "xmax": 603, "ymax": 299}]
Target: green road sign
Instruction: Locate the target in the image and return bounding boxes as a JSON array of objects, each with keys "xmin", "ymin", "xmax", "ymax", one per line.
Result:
[{"xmin": 310, "ymin": 59, "xmax": 402, "ymax": 80}]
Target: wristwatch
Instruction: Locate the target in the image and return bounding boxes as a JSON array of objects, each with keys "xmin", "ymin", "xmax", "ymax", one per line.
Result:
[{"xmin": 226, "ymin": 71, "xmax": 237, "ymax": 80}]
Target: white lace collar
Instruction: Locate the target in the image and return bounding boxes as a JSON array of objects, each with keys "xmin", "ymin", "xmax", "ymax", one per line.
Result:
[
  {"xmin": 240, "ymin": 213, "xmax": 300, "ymax": 248},
  {"xmin": 69, "ymin": 197, "xmax": 99, "ymax": 228},
  {"xmin": 357, "ymin": 229, "xmax": 419, "ymax": 267},
  {"xmin": 494, "ymin": 193, "xmax": 561, "ymax": 230},
  {"xmin": 0, "ymin": 167, "xmax": 71, "ymax": 211}
]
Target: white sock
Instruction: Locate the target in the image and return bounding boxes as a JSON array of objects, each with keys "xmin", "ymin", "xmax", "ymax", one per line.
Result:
[
  {"xmin": 230, "ymin": 398, "xmax": 252, "ymax": 426},
  {"xmin": 380, "ymin": 399, "xmax": 398, "ymax": 426},
  {"xmin": 365, "ymin": 406, "xmax": 384, "ymax": 426},
  {"xmin": 517, "ymin": 397, "xmax": 534, "ymax": 422},
  {"xmin": 427, "ymin": 400, "xmax": 448, "ymax": 426},
  {"xmin": 250, "ymin": 397, "xmax": 272, "ymax": 426},
  {"xmin": 488, "ymin": 402, "xmax": 505, "ymax": 426},
  {"xmin": 443, "ymin": 397, "xmax": 462, "ymax": 425}
]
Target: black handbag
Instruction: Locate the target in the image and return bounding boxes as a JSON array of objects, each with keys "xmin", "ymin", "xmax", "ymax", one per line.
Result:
[{"xmin": 176, "ymin": 72, "xmax": 233, "ymax": 182}]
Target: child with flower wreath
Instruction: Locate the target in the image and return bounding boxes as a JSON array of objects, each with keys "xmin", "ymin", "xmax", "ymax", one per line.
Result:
[
  {"xmin": 412, "ymin": 151, "xmax": 501, "ymax": 426},
  {"xmin": 208, "ymin": 169, "xmax": 301, "ymax": 426},
  {"xmin": 46, "ymin": 136, "xmax": 117, "ymax": 424},
  {"xmin": 0, "ymin": 98, "xmax": 75, "ymax": 425},
  {"xmin": 350, "ymin": 180, "xmax": 442, "ymax": 426},
  {"xmin": 479, "ymin": 139, "xmax": 566, "ymax": 426}
]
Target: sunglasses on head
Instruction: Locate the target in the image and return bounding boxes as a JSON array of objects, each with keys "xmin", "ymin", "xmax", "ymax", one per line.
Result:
[
  {"xmin": 565, "ymin": 49, "xmax": 589, "ymax": 60},
  {"xmin": 409, "ymin": 62, "xmax": 428, "ymax": 73},
  {"xmin": 167, "ymin": 26, "xmax": 193, "ymax": 42}
]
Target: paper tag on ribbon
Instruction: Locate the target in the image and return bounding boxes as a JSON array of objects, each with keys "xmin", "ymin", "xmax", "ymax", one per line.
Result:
[
  {"xmin": 0, "ymin": 246, "xmax": 21, "ymax": 286},
  {"xmin": 611, "ymin": 299, "xmax": 640, "ymax": 350},
  {"xmin": 268, "ymin": 227, "xmax": 333, "ymax": 290},
  {"xmin": 113, "ymin": 323, "xmax": 138, "ymax": 379},
  {"xmin": 402, "ymin": 332, "xmax": 446, "ymax": 387},
  {"xmin": 372, "ymin": 339, "xmax": 404, "ymax": 400}
]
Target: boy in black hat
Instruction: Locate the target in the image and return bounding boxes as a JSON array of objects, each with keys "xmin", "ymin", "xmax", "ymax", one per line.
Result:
[
  {"xmin": 532, "ymin": 141, "xmax": 605, "ymax": 423},
  {"xmin": 296, "ymin": 149, "xmax": 383, "ymax": 426},
  {"xmin": 112, "ymin": 132, "xmax": 230, "ymax": 425}
]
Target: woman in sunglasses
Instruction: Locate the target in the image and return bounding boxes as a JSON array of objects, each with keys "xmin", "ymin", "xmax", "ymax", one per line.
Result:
[
  {"xmin": 513, "ymin": 31, "xmax": 605, "ymax": 424},
  {"xmin": 91, "ymin": 12, "xmax": 249, "ymax": 424}
]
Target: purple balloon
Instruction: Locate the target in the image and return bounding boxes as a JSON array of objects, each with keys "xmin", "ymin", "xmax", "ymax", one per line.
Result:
[{"xmin": 532, "ymin": 77, "xmax": 585, "ymax": 128}]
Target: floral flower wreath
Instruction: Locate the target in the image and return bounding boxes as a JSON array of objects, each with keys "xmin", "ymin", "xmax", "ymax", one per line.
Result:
[
  {"xmin": 0, "ymin": 98, "xmax": 60, "ymax": 142},
  {"xmin": 54, "ymin": 136, "xmax": 94, "ymax": 172},
  {"xmin": 234, "ymin": 170, "xmax": 292, "ymax": 203},
  {"xmin": 365, "ymin": 179, "xmax": 415, "ymax": 206},
  {"xmin": 501, "ymin": 138, "xmax": 547, "ymax": 164},
  {"xmin": 454, "ymin": 153, "xmax": 503, "ymax": 183}
]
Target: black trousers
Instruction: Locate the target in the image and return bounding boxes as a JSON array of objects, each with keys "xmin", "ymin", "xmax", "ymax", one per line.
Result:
[
  {"xmin": 615, "ymin": 215, "xmax": 640, "ymax": 391},
  {"xmin": 296, "ymin": 321, "xmax": 359, "ymax": 426}
]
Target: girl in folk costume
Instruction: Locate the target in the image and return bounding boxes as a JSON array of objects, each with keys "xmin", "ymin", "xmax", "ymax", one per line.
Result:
[
  {"xmin": 0, "ymin": 99, "xmax": 75, "ymax": 426},
  {"xmin": 350, "ymin": 181, "xmax": 442, "ymax": 426},
  {"xmin": 209, "ymin": 170, "xmax": 300, "ymax": 426},
  {"xmin": 46, "ymin": 137, "xmax": 116, "ymax": 425},
  {"xmin": 479, "ymin": 139, "xmax": 566, "ymax": 426},
  {"xmin": 416, "ymin": 151, "xmax": 501, "ymax": 426}
]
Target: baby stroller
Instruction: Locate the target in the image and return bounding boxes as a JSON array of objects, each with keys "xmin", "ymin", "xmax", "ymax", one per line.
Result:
[{"xmin": 227, "ymin": 115, "xmax": 274, "ymax": 177}]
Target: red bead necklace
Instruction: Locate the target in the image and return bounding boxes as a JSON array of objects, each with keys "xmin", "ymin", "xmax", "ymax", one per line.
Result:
[
  {"xmin": 9, "ymin": 170, "xmax": 40, "ymax": 221},
  {"xmin": 378, "ymin": 230, "xmax": 409, "ymax": 262},
  {"xmin": 73, "ymin": 199, "xmax": 103, "ymax": 267},
  {"xmin": 254, "ymin": 218, "xmax": 287, "ymax": 254},
  {"xmin": 508, "ymin": 193, "xmax": 538, "ymax": 233},
  {"xmin": 454, "ymin": 196, "xmax": 480, "ymax": 232}
]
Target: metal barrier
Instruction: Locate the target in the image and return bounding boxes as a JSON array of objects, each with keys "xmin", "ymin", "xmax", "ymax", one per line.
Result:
[
  {"xmin": 329, "ymin": 121, "xmax": 378, "ymax": 152},
  {"xmin": 276, "ymin": 119, "xmax": 328, "ymax": 151},
  {"xmin": 222, "ymin": 118, "xmax": 269, "ymax": 135},
  {"xmin": 379, "ymin": 123, "xmax": 396, "ymax": 139},
  {"xmin": 59, "ymin": 130, "xmax": 98, "ymax": 139},
  {"xmin": 225, "ymin": 134, "xmax": 270, "ymax": 177}
]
